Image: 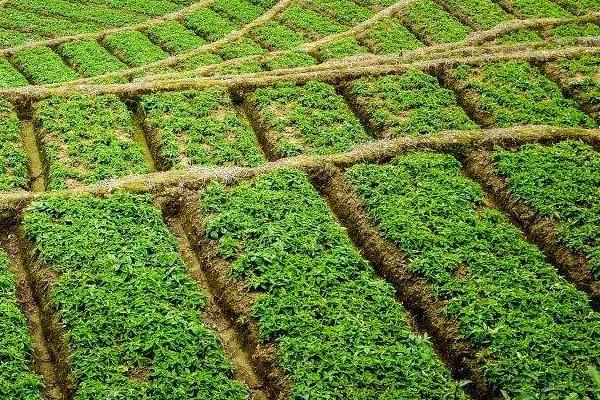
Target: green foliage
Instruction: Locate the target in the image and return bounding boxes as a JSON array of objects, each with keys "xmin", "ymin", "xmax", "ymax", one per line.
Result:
[
  {"xmin": 494, "ymin": 141, "xmax": 600, "ymax": 278},
  {"xmin": 12, "ymin": 0, "xmax": 144, "ymax": 27},
  {"xmin": 349, "ymin": 71, "xmax": 478, "ymax": 137},
  {"xmin": 0, "ymin": 8, "xmax": 100, "ymax": 37},
  {"xmin": 0, "ymin": 251, "xmax": 43, "ymax": 399},
  {"xmin": 249, "ymin": 81, "xmax": 371, "ymax": 156},
  {"xmin": 34, "ymin": 94, "xmax": 149, "ymax": 189},
  {"xmin": 0, "ymin": 99, "xmax": 29, "ymax": 192},
  {"xmin": 263, "ymin": 51, "xmax": 316, "ymax": 70},
  {"xmin": 494, "ymin": 29, "xmax": 542, "ymax": 44},
  {"xmin": 554, "ymin": 55, "xmax": 600, "ymax": 109},
  {"xmin": 104, "ymin": 31, "xmax": 168, "ymax": 67},
  {"xmin": 217, "ymin": 38, "xmax": 266, "ymax": 60},
  {"xmin": 185, "ymin": 8, "xmax": 238, "ymax": 41},
  {"xmin": 305, "ymin": 0, "xmax": 374, "ymax": 25},
  {"xmin": 318, "ymin": 38, "xmax": 370, "ymax": 61},
  {"xmin": 453, "ymin": 61, "xmax": 596, "ymax": 128},
  {"xmin": 552, "ymin": 0, "xmax": 600, "ymax": 14},
  {"xmin": 12, "ymin": 47, "xmax": 79, "ymax": 84},
  {"xmin": 214, "ymin": 60, "xmax": 263, "ymax": 75},
  {"xmin": 0, "ymin": 58, "xmax": 29, "ymax": 89},
  {"xmin": 251, "ymin": 21, "xmax": 307, "ymax": 50},
  {"xmin": 211, "ymin": 0, "xmax": 264, "ymax": 24},
  {"xmin": 278, "ymin": 5, "xmax": 345, "ymax": 39},
  {"xmin": 139, "ymin": 89, "xmax": 265, "ymax": 168},
  {"xmin": 550, "ymin": 23, "xmax": 600, "ymax": 39},
  {"xmin": 182, "ymin": 52, "xmax": 224, "ymax": 70},
  {"xmin": 78, "ymin": 0, "xmax": 182, "ymax": 15},
  {"xmin": 146, "ymin": 21, "xmax": 207, "ymax": 54},
  {"xmin": 503, "ymin": 0, "xmax": 571, "ymax": 17},
  {"xmin": 0, "ymin": 28, "xmax": 40, "ymax": 48},
  {"xmin": 23, "ymin": 193, "xmax": 248, "ymax": 400},
  {"xmin": 405, "ymin": 0, "xmax": 471, "ymax": 43},
  {"xmin": 442, "ymin": 0, "xmax": 510, "ymax": 29},
  {"xmin": 360, "ymin": 17, "xmax": 422, "ymax": 54},
  {"xmin": 201, "ymin": 169, "xmax": 468, "ymax": 399},
  {"xmin": 347, "ymin": 151, "xmax": 600, "ymax": 399},
  {"xmin": 58, "ymin": 40, "xmax": 127, "ymax": 80}
]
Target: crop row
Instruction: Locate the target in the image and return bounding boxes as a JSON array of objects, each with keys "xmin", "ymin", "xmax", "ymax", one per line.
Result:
[
  {"xmin": 139, "ymin": 88, "xmax": 265, "ymax": 169},
  {"xmin": 344, "ymin": 150, "xmax": 600, "ymax": 398},
  {"xmin": 33, "ymin": 94, "xmax": 149, "ymax": 190},
  {"xmin": 22, "ymin": 192, "xmax": 248, "ymax": 399},
  {"xmin": 0, "ymin": 99, "xmax": 29, "ymax": 192},
  {"xmin": 193, "ymin": 168, "xmax": 468, "ymax": 398},
  {"xmin": 443, "ymin": 61, "xmax": 597, "ymax": 128},
  {"xmin": 245, "ymin": 80, "xmax": 371, "ymax": 157},
  {"xmin": 542, "ymin": 55, "xmax": 600, "ymax": 119},
  {"xmin": 343, "ymin": 70, "xmax": 479, "ymax": 137},
  {"xmin": 0, "ymin": 250, "xmax": 43, "ymax": 399},
  {"xmin": 490, "ymin": 140, "xmax": 600, "ymax": 288}
]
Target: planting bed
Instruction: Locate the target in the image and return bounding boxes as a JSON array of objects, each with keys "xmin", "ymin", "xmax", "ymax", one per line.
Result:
[{"xmin": 2, "ymin": 0, "xmax": 600, "ymax": 398}]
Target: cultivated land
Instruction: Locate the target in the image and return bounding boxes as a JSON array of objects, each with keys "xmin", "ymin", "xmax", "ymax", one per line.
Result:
[{"xmin": 1, "ymin": 0, "xmax": 600, "ymax": 399}]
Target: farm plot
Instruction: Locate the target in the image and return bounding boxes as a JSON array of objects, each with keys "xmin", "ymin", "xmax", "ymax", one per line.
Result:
[
  {"xmin": 245, "ymin": 81, "xmax": 371, "ymax": 157},
  {"xmin": 12, "ymin": 47, "xmax": 79, "ymax": 85},
  {"xmin": 0, "ymin": 250, "xmax": 43, "ymax": 400},
  {"xmin": 542, "ymin": 55, "xmax": 600, "ymax": 118},
  {"xmin": 23, "ymin": 192, "xmax": 248, "ymax": 399},
  {"xmin": 57, "ymin": 40, "xmax": 128, "ymax": 81},
  {"xmin": 400, "ymin": 0, "xmax": 471, "ymax": 44},
  {"xmin": 138, "ymin": 88, "xmax": 265, "ymax": 170},
  {"xmin": 345, "ymin": 151, "xmax": 600, "ymax": 398},
  {"xmin": 33, "ymin": 94, "xmax": 149, "ymax": 190},
  {"xmin": 0, "ymin": 99, "xmax": 28, "ymax": 192},
  {"xmin": 444, "ymin": 61, "xmax": 597, "ymax": 128},
  {"xmin": 192, "ymin": 169, "xmax": 468, "ymax": 399},
  {"xmin": 0, "ymin": 58, "xmax": 28, "ymax": 90},
  {"xmin": 343, "ymin": 70, "xmax": 479, "ymax": 138},
  {"xmin": 474, "ymin": 141, "xmax": 600, "ymax": 300}
]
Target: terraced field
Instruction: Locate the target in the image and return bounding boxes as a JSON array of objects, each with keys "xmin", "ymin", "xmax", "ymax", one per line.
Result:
[{"xmin": 2, "ymin": 0, "xmax": 600, "ymax": 399}]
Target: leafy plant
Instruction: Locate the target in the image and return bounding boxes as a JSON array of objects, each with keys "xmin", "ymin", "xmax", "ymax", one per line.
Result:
[
  {"xmin": 23, "ymin": 192, "xmax": 248, "ymax": 399},
  {"xmin": 0, "ymin": 251, "xmax": 44, "ymax": 400},
  {"xmin": 452, "ymin": 61, "xmax": 597, "ymax": 128},
  {"xmin": 349, "ymin": 70, "xmax": 479, "ymax": 137},
  {"xmin": 249, "ymin": 81, "xmax": 371, "ymax": 156},
  {"xmin": 34, "ymin": 94, "xmax": 149, "ymax": 189},
  {"xmin": 347, "ymin": 152, "xmax": 600, "ymax": 398},
  {"xmin": 494, "ymin": 141, "xmax": 600, "ymax": 278},
  {"xmin": 201, "ymin": 169, "xmax": 467, "ymax": 399},
  {"xmin": 139, "ymin": 88, "xmax": 265, "ymax": 168}
]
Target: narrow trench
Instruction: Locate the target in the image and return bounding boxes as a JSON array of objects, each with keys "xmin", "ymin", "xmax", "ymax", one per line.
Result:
[
  {"xmin": 130, "ymin": 108, "xmax": 158, "ymax": 172},
  {"xmin": 1, "ymin": 229, "xmax": 68, "ymax": 400},
  {"xmin": 231, "ymin": 90, "xmax": 281, "ymax": 162},
  {"xmin": 166, "ymin": 218, "xmax": 271, "ymax": 400},
  {"xmin": 21, "ymin": 120, "xmax": 46, "ymax": 192}
]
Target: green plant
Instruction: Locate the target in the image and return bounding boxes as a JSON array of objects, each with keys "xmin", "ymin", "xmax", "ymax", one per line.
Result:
[
  {"xmin": 249, "ymin": 81, "xmax": 371, "ymax": 156},
  {"xmin": 0, "ymin": 251, "xmax": 43, "ymax": 399},
  {"xmin": 453, "ymin": 61, "xmax": 597, "ymax": 128},
  {"xmin": 34, "ymin": 94, "xmax": 149, "ymax": 189},
  {"xmin": 494, "ymin": 141, "xmax": 600, "ymax": 278},
  {"xmin": 201, "ymin": 169, "xmax": 468, "ymax": 399},
  {"xmin": 24, "ymin": 192, "xmax": 248, "ymax": 399},
  {"xmin": 349, "ymin": 71, "xmax": 478, "ymax": 137},
  {"xmin": 347, "ymin": 151, "xmax": 600, "ymax": 398},
  {"xmin": 12, "ymin": 47, "xmax": 79, "ymax": 84},
  {"xmin": 139, "ymin": 89, "xmax": 265, "ymax": 168},
  {"xmin": 0, "ymin": 98, "xmax": 29, "ymax": 192}
]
